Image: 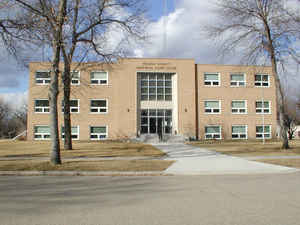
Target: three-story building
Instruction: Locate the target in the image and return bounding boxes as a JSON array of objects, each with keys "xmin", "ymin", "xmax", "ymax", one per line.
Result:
[{"xmin": 27, "ymin": 58, "xmax": 277, "ymax": 141}]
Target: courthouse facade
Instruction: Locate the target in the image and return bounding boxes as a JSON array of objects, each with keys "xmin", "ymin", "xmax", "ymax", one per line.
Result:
[{"xmin": 27, "ymin": 58, "xmax": 277, "ymax": 141}]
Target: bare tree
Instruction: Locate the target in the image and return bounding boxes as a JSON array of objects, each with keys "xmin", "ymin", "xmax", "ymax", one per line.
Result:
[
  {"xmin": 205, "ymin": 0, "xmax": 300, "ymax": 149},
  {"xmin": 60, "ymin": 0, "xmax": 147, "ymax": 150},
  {"xmin": 0, "ymin": 0, "xmax": 67, "ymax": 164},
  {"xmin": 13, "ymin": 100, "xmax": 27, "ymax": 131},
  {"xmin": 0, "ymin": 98, "xmax": 10, "ymax": 138},
  {"xmin": 284, "ymin": 97, "xmax": 299, "ymax": 140}
]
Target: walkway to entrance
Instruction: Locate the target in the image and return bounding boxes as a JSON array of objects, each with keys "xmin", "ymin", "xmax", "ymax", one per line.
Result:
[{"xmin": 153, "ymin": 143, "xmax": 299, "ymax": 175}]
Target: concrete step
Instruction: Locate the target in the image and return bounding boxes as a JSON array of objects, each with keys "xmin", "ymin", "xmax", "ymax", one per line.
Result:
[{"xmin": 137, "ymin": 134, "xmax": 186, "ymax": 144}]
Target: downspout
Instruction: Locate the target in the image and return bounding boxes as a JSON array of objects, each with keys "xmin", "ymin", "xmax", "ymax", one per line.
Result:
[{"xmin": 195, "ymin": 64, "xmax": 199, "ymax": 140}]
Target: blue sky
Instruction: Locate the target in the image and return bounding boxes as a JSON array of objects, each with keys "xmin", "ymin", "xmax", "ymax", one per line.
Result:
[
  {"xmin": 0, "ymin": 0, "xmax": 299, "ymax": 101},
  {"xmin": 0, "ymin": 0, "xmax": 172, "ymax": 95}
]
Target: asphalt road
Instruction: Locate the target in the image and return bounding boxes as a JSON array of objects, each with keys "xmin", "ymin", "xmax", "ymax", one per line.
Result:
[{"xmin": 1, "ymin": 173, "xmax": 300, "ymax": 225}]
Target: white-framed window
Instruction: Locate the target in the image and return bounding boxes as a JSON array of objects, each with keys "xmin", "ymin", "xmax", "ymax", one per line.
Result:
[
  {"xmin": 34, "ymin": 99, "xmax": 50, "ymax": 113},
  {"xmin": 231, "ymin": 100, "xmax": 247, "ymax": 114},
  {"xmin": 232, "ymin": 125, "xmax": 247, "ymax": 139},
  {"xmin": 139, "ymin": 72, "xmax": 173, "ymax": 101},
  {"xmin": 204, "ymin": 73, "xmax": 220, "ymax": 86},
  {"xmin": 90, "ymin": 126, "xmax": 107, "ymax": 140},
  {"xmin": 205, "ymin": 125, "xmax": 221, "ymax": 139},
  {"xmin": 90, "ymin": 99, "xmax": 108, "ymax": 113},
  {"xmin": 71, "ymin": 71, "xmax": 80, "ymax": 85},
  {"xmin": 255, "ymin": 74, "xmax": 269, "ymax": 87},
  {"xmin": 62, "ymin": 99, "xmax": 80, "ymax": 113},
  {"xmin": 90, "ymin": 71, "xmax": 108, "ymax": 85},
  {"xmin": 34, "ymin": 125, "xmax": 51, "ymax": 140},
  {"xmin": 231, "ymin": 74, "xmax": 245, "ymax": 87},
  {"xmin": 205, "ymin": 100, "xmax": 221, "ymax": 114},
  {"xmin": 256, "ymin": 125, "xmax": 271, "ymax": 139},
  {"xmin": 256, "ymin": 101, "xmax": 270, "ymax": 114},
  {"xmin": 35, "ymin": 71, "xmax": 50, "ymax": 85},
  {"xmin": 61, "ymin": 126, "xmax": 79, "ymax": 140}
]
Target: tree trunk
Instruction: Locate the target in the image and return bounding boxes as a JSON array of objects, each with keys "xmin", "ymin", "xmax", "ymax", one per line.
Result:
[
  {"xmin": 48, "ymin": 0, "xmax": 67, "ymax": 164},
  {"xmin": 62, "ymin": 62, "xmax": 72, "ymax": 150},
  {"xmin": 263, "ymin": 19, "xmax": 289, "ymax": 149},
  {"xmin": 49, "ymin": 44, "xmax": 61, "ymax": 165}
]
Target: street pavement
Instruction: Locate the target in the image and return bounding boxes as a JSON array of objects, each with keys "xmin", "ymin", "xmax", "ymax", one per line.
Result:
[
  {"xmin": 1, "ymin": 173, "xmax": 300, "ymax": 225},
  {"xmin": 154, "ymin": 143, "xmax": 299, "ymax": 175}
]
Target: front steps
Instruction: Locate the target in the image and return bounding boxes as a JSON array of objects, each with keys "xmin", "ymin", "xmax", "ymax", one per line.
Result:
[{"xmin": 137, "ymin": 134, "xmax": 186, "ymax": 144}]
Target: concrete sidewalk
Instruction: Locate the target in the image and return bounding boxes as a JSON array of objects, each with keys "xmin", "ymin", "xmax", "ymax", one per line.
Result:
[{"xmin": 154, "ymin": 143, "xmax": 299, "ymax": 175}]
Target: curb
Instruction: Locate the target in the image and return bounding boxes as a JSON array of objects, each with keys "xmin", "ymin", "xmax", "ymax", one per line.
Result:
[{"xmin": 0, "ymin": 171, "xmax": 171, "ymax": 176}]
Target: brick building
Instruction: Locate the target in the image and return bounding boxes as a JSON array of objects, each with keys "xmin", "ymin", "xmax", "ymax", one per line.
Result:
[{"xmin": 27, "ymin": 58, "xmax": 277, "ymax": 141}]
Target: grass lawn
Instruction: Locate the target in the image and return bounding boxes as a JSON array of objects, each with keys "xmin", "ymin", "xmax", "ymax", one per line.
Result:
[
  {"xmin": 255, "ymin": 158, "xmax": 300, "ymax": 168},
  {"xmin": 189, "ymin": 140, "xmax": 300, "ymax": 157},
  {"xmin": 0, "ymin": 140, "xmax": 165, "ymax": 158},
  {"xmin": 0, "ymin": 159, "xmax": 174, "ymax": 171}
]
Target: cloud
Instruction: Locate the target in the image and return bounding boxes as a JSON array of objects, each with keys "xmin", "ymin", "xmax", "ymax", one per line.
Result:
[
  {"xmin": 133, "ymin": 0, "xmax": 300, "ymax": 97},
  {"xmin": 0, "ymin": 45, "xmax": 29, "ymax": 91},
  {"xmin": 0, "ymin": 91, "xmax": 28, "ymax": 110},
  {"xmin": 135, "ymin": 0, "xmax": 222, "ymax": 63}
]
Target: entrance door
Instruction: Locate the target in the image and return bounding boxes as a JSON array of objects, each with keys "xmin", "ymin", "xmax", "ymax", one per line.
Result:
[
  {"xmin": 157, "ymin": 118, "xmax": 163, "ymax": 135},
  {"xmin": 140, "ymin": 109, "xmax": 172, "ymax": 134},
  {"xmin": 149, "ymin": 118, "xmax": 156, "ymax": 133}
]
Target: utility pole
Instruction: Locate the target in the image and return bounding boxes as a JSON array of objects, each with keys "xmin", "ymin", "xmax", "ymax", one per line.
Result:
[{"xmin": 163, "ymin": 0, "xmax": 167, "ymax": 55}]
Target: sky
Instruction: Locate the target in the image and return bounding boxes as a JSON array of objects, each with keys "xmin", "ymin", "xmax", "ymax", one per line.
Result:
[{"xmin": 0, "ymin": 0, "xmax": 299, "ymax": 105}]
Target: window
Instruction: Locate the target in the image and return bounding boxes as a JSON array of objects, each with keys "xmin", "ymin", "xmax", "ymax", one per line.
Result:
[
  {"xmin": 90, "ymin": 126, "xmax": 107, "ymax": 140},
  {"xmin": 205, "ymin": 126, "xmax": 221, "ymax": 139},
  {"xmin": 139, "ymin": 72, "xmax": 173, "ymax": 101},
  {"xmin": 204, "ymin": 73, "xmax": 220, "ymax": 86},
  {"xmin": 90, "ymin": 100, "xmax": 108, "ymax": 113},
  {"xmin": 231, "ymin": 100, "xmax": 247, "ymax": 114},
  {"xmin": 35, "ymin": 71, "xmax": 50, "ymax": 85},
  {"xmin": 232, "ymin": 125, "xmax": 247, "ymax": 139},
  {"xmin": 255, "ymin": 74, "xmax": 269, "ymax": 87},
  {"xmin": 256, "ymin": 125, "xmax": 271, "ymax": 139},
  {"xmin": 231, "ymin": 74, "xmax": 245, "ymax": 86},
  {"xmin": 205, "ymin": 100, "xmax": 221, "ymax": 113},
  {"xmin": 256, "ymin": 101, "xmax": 270, "ymax": 114},
  {"xmin": 61, "ymin": 126, "xmax": 79, "ymax": 140},
  {"xmin": 62, "ymin": 99, "xmax": 80, "ymax": 113},
  {"xmin": 34, "ymin": 99, "xmax": 50, "ymax": 113},
  {"xmin": 71, "ymin": 71, "xmax": 80, "ymax": 85},
  {"xmin": 90, "ymin": 71, "xmax": 108, "ymax": 85},
  {"xmin": 34, "ymin": 126, "xmax": 50, "ymax": 140}
]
